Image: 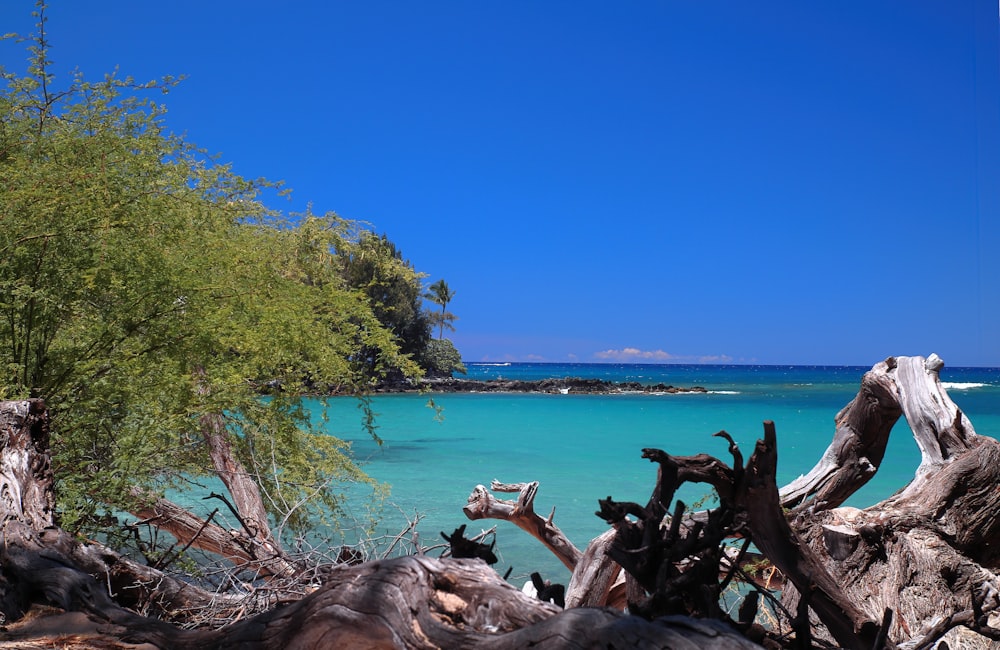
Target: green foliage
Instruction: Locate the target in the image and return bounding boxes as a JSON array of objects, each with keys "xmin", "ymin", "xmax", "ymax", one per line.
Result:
[
  {"xmin": 422, "ymin": 339, "xmax": 467, "ymax": 378},
  {"xmin": 0, "ymin": 9, "xmax": 416, "ymax": 537},
  {"xmin": 424, "ymin": 279, "xmax": 457, "ymax": 340},
  {"xmin": 336, "ymin": 232, "xmax": 432, "ymax": 380}
]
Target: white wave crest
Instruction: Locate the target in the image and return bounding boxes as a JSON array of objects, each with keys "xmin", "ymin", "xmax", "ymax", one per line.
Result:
[
  {"xmin": 942, "ymin": 382, "xmax": 988, "ymax": 390},
  {"xmin": 647, "ymin": 390, "xmax": 741, "ymax": 396}
]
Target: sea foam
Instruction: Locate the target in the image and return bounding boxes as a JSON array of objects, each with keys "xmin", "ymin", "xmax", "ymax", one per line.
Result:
[{"xmin": 942, "ymin": 382, "xmax": 987, "ymax": 390}]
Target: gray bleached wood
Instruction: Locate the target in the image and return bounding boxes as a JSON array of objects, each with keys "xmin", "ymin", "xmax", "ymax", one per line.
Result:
[
  {"xmin": 465, "ymin": 354, "xmax": 1000, "ymax": 648},
  {"xmin": 778, "ymin": 354, "xmax": 977, "ymax": 513},
  {"xmin": 2, "ymin": 352, "xmax": 998, "ymax": 648},
  {"xmin": 778, "ymin": 356, "xmax": 902, "ymax": 512},
  {"xmin": 780, "ymin": 355, "xmax": 1000, "ymax": 645},
  {"xmin": 0, "ymin": 399, "xmax": 54, "ymax": 529},
  {"xmin": 564, "ymin": 528, "xmax": 626, "ymax": 609},
  {"xmin": 464, "ymin": 479, "xmax": 583, "ymax": 571},
  {"xmin": 0, "ymin": 399, "xmax": 764, "ymax": 649}
]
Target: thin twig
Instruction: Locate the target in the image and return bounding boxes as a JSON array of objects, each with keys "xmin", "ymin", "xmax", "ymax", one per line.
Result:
[{"xmin": 154, "ymin": 508, "xmax": 221, "ymax": 571}]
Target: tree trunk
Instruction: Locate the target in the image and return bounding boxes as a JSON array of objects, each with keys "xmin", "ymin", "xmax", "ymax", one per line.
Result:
[
  {"xmin": 0, "ymin": 399, "xmax": 54, "ymax": 529},
  {"xmin": 194, "ymin": 367, "xmax": 297, "ymax": 577}
]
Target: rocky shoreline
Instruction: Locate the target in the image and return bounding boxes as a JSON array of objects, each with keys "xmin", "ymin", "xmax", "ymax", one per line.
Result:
[{"xmin": 379, "ymin": 376, "xmax": 708, "ymax": 395}]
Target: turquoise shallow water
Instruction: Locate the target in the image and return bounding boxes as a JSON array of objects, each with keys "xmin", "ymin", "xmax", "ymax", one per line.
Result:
[{"xmin": 312, "ymin": 362, "xmax": 1000, "ymax": 584}]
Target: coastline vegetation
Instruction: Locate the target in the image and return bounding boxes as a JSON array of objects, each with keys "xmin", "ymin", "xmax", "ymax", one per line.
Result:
[
  {"xmin": 0, "ymin": 5, "xmax": 460, "ymax": 545},
  {"xmin": 7, "ymin": 5, "xmax": 999, "ymax": 649}
]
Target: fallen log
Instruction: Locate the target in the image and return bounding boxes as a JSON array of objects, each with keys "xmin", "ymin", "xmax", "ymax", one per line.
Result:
[
  {"xmin": 777, "ymin": 355, "xmax": 1000, "ymax": 645},
  {"xmin": 778, "ymin": 354, "xmax": 978, "ymax": 513},
  {"xmin": 2, "ymin": 353, "xmax": 998, "ymax": 649},
  {"xmin": 0, "ymin": 553, "xmax": 765, "ymax": 649},
  {"xmin": 0, "ymin": 399, "xmax": 767, "ymax": 649},
  {"xmin": 462, "ymin": 354, "xmax": 1000, "ymax": 648}
]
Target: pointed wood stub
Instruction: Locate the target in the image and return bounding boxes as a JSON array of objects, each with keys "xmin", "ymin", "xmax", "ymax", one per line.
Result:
[
  {"xmin": 779, "ymin": 354, "xmax": 977, "ymax": 514},
  {"xmin": 893, "ymin": 353, "xmax": 977, "ymax": 475},
  {"xmin": 0, "ymin": 400, "xmax": 55, "ymax": 529}
]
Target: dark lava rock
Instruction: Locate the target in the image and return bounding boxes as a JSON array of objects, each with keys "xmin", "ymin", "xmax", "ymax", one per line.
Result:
[{"xmin": 393, "ymin": 377, "xmax": 707, "ymax": 395}]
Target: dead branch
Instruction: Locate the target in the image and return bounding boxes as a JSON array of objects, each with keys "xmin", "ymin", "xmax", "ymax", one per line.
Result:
[{"xmin": 463, "ymin": 480, "xmax": 583, "ymax": 571}]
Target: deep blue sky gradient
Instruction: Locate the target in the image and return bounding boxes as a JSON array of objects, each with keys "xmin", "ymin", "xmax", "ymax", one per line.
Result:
[{"xmin": 3, "ymin": 2, "xmax": 998, "ymax": 366}]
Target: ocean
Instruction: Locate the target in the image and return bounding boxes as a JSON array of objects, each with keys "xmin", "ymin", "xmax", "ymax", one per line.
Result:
[{"xmin": 311, "ymin": 361, "xmax": 1000, "ymax": 585}]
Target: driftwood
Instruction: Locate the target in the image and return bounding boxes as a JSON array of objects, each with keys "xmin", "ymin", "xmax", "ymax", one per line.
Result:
[
  {"xmin": 463, "ymin": 354, "xmax": 1000, "ymax": 648},
  {"xmin": 0, "ymin": 553, "xmax": 763, "ymax": 649},
  {"xmin": 464, "ymin": 480, "xmax": 583, "ymax": 571},
  {"xmin": 0, "ymin": 399, "xmax": 767, "ymax": 649},
  {"xmin": 0, "ymin": 353, "xmax": 998, "ymax": 649}
]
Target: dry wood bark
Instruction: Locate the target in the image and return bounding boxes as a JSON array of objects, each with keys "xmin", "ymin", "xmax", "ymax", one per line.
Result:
[
  {"xmin": 564, "ymin": 529, "xmax": 626, "ymax": 609},
  {"xmin": 0, "ymin": 400, "xmax": 249, "ymax": 621},
  {"xmin": 464, "ymin": 480, "xmax": 583, "ymax": 571},
  {"xmin": 0, "ymin": 399, "xmax": 768, "ymax": 649},
  {"xmin": 743, "ymin": 421, "xmax": 884, "ymax": 649},
  {"xmin": 776, "ymin": 355, "xmax": 1000, "ymax": 645},
  {"xmin": 0, "ymin": 554, "xmax": 764, "ymax": 649},
  {"xmin": 778, "ymin": 357, "xmax": 903, "ymax": 512},
  {"xmin": 130, "ymin": 492, "xmax": 249, "ymax": 563},
  {"xmin": 2, "ymin": 352, "xmax": 998, "ymax": 649},
  {"xmin": 0, "ymin": 399, "xmax": 54, "ymax": 529},
  {"xmin": 194, "ymin": 367, "xmax": 296, "ymax": 578},
  {"xmin": 462, "ymin": 354, "xmax": 998, "ymax": 648},
  {"xmin": 129, "ymin": 491, "xmax": 300, "ymax": 579}
]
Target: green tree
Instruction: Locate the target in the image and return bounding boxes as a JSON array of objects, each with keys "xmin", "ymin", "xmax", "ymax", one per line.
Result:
[
  {"xmin": 336, "ymin": 232, "xmax": 432, "ymax": 381},
  {"xmin": 0, "ymin": 7, "xmax": 416, "ymax": 540},
  {"xmin": 422, "ymin": 338, "xmax": 467, "ymax": 378},
  {"xmin": 425, "ymin": 279, "xmax": 457, "ymax": 339}
]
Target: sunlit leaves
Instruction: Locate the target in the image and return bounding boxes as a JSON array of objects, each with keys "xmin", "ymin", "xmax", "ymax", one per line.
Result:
[{"xmin": 0, "ymin": 14, "xmax": 413, "ymax": 537}]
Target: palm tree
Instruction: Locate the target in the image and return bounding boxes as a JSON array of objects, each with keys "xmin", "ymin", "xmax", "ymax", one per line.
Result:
[{"xmin": 425, "ymin": 279, "xmax": 457, "ymax": 339}]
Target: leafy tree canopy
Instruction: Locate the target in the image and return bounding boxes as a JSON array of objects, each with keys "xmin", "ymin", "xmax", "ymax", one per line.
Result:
[
  {"xmin": 422, "ymin": 339, "xmax": 467, "ymax": 378},
  {"xmin": 336, "ymin": 232, "xmax": 433, "ymax": 381},
  {"xmin": 0, "ymin": 7, "xmax": 420, "ymax": 537},
  {"xmin": 425, "ymin": 279, "xmax": 458, "ymax": 340}
]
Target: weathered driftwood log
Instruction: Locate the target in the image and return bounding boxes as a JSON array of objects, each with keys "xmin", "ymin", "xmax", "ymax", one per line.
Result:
[
  {"xmin": 0, "ymin": 554, "xmax": 765, "ymax": 649},
  {"xmin": 779, "ymin": 353, "xmax": 977, "ymax": 513},
  {"xmin": 755, "ymin": 355, "xmax": 1000, "ymax": 646},
  {"xmin": 564, "ymin": 529, "xmax": 627, "ymax": 609},
  {"xmin": 464, "ymin": 480, "xmax": 583, "ymax": 571},
  {"xmin": 0, "ymin": 399, "xmax": 54, "ymax": 529},
  {"xmin": 0, "ymin": 400, "xmax": 251, "ymax": 622},
  {"xmin": 0, "ymin": 399, "xmax": 766, "ymax": 649},
  {"xmin": 743, "ymin": 421, "xmax": 884, "ymax": 649},
  {"xmin": 780, "ymin": 355, "xmax": 1000, "ymax": 645},
  {"xmin": 778, "ymin": 358, "xmax": 903, "ymax": 511},
  {"xmin": 464, "ymin": 354, "xmax": 999, "ymax": 648},
  {"xmin": 587, "ymin": 421, "xmax": 886, "ymax": 649},
  {"xmin": 3, "ymin": 352, "xmax": 998, "ymax": 649}
]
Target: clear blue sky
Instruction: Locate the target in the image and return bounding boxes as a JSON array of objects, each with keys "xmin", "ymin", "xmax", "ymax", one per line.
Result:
[{"xmin": 3, "ymin": 2, "xmax": 999, "ymax": 366}]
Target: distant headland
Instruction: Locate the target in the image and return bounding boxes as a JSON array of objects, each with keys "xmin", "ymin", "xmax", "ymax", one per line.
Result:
[{"xmin": 378, "ymin": 376, "xmax": 708, "ymax": 395}]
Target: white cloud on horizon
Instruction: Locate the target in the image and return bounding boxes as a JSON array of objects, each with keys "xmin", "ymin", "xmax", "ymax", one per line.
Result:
[
  {"xmin": 594, "ymin": 348, "xmax": 734, "ymax": 364},
  {"xmin": 696, "ymin": 354, "xmax": 735, "ymax": 364},
  {"xmin": 474, "ymin": 349, "xmax": 736, "ymax": 364},
  {"xmin": 594, "ymin": 347, "xmax": 678, "ymax": 362}
]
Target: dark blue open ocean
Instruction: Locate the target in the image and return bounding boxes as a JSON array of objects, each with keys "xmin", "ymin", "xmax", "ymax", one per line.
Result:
[{"xmin": 313, "ymin": 361, "xmax": 1000, "ymax": 584}]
